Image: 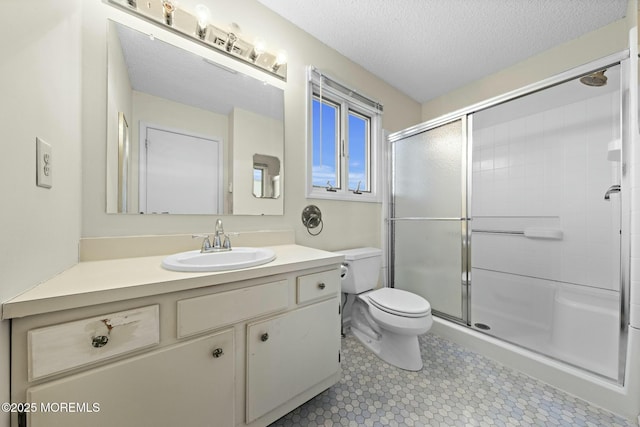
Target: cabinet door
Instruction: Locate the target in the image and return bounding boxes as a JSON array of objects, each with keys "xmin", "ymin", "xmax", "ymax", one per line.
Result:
[
  {"xmin": 26, "ymin": 329, "xmax": 234, "ymax": 427},
  {"xmin": 246, "ymin": 298, "xmax": 340, "ymax": 423}
]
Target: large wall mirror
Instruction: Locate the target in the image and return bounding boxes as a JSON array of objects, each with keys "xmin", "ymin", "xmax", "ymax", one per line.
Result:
[{"xmin": 106, "ymin": 20, "xmax": 284, "ymax": 215}]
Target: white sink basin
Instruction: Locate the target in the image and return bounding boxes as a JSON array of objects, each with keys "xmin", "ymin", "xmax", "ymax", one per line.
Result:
[{"xmin": 162, "ymin": 247, "xmax": 276, "ymax": 272}]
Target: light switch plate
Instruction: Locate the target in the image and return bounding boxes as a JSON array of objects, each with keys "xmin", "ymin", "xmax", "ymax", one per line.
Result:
[{"xmin": 36, "ymin": 137, "xmax": 52, "ymax": 188}]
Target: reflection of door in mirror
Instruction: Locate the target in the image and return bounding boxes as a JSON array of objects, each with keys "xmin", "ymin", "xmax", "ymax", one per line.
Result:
[
  {"xmin": 117, "ymin": 112, "xmax": 130, "ymax": 213},
  {"xmin": 140, "ymin": 124, "xmax": 223, "ymax": 214}
]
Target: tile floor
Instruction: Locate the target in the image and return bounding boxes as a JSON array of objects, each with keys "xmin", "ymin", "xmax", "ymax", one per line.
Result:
[{"xmin": 270, "ymin": 332, "xmax": 636, "ymax": 427}]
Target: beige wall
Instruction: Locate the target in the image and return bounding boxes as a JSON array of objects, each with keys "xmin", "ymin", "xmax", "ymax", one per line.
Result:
[
  {"xmin": 0, "ymin": 1, "xmax": 83, "ymax": 426},
  {"xmin": 231, "ymin": 108, "xmax": 284, "ymax": 215},
  {"xmin": 81, "ymin": 0, "xmax": 422, "ymax": 253}
]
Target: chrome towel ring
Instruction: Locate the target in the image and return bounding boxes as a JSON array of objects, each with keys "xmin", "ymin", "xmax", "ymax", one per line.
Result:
[{"xmin": 301, "ymin": 205, "xmax": 323, "ymax": 236}]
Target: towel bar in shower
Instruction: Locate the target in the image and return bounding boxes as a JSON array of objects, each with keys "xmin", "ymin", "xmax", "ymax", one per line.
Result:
[{"xmin": 473, "ymin": 228, "xmax": 563, "ymax": 240}]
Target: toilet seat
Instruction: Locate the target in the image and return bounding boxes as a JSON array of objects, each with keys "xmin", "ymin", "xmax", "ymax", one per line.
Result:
[{"xmin": 367, "ymin": 288, "xmax": 431, "ymax": 318}]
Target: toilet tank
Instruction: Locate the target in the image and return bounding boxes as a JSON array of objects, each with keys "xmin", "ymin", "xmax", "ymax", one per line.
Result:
[{"xmin": 334, "ymin": 247, "xmax": 382, "ymax": 294}]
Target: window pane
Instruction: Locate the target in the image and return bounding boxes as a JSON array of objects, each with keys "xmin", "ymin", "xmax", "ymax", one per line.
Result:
[
  {"xmin": 348, "ymin": 111, "xmax": 370, "ymax": 191},
  {"xmin": 253, "ymin": 167, "xmax": 263, "ymax": 197},
  {"xmin": 312, "ymin": 97, "xmax": 340, "ymax": 188}
]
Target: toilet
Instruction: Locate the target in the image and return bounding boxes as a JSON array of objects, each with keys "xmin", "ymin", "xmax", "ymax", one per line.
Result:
[{"xmin": 336, "ymin": 247, "xmax": 432, "ymax": 371}]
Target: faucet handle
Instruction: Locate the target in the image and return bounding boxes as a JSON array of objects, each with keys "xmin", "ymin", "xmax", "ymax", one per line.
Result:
[
  {"xmin": 222, "ymin": 232, "xmax": 238, "ymax": 250},
  {"xmin": 192, "ymin": 234, "xmax": 212, "ymax": 252}
]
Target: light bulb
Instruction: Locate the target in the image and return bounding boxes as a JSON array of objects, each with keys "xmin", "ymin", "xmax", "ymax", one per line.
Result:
[
  {"xmin": 162, "ymin": 0, "xmax": 176, "ymax": 26},
  {"xmin": 254, "ymin": 39, "xmax": 266, "ymax": 56},
  {"xmin": 250, "ymin": 38, "xmax": 266, "ymax": 62},
  {"xmin": 226, "ymin": 32, "xmax": 238, "ymax": 53},
  {"xmin": 275, "ymin": 51, "xmax": 287, "ymax": 65},
  {"xmin": 195, "ymin": 4, "xmax": 211, "ymax": 39},
  {"xmin": 272, "ymin": 51, "xmax": 287, "ymax": 72}
]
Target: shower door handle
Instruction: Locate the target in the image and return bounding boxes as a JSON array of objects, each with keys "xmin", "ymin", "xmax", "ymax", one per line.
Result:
[{"xmin": 603, "ymin": 185, "xmax": 620, "ymax": 200}]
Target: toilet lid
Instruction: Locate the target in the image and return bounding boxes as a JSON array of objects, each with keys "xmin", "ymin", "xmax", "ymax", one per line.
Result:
[{"xmin": 367, "ymin": 288, "xmax": 431, "ymax": 318}]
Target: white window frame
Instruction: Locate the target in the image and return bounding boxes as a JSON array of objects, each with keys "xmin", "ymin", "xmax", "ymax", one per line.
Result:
[{"xmin": 306, "ymin": 67, "xmax": 383, "ymax": 203}]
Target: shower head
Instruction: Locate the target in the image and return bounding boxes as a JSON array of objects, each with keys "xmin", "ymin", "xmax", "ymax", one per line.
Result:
[{"xmin": 579, "ymin": 70, "xmax": 607, "ymax": 87}]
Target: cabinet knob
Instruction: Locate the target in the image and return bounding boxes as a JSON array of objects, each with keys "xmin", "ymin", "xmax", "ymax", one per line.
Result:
[
  {"xmin": 318, "ymin": 282, "xmax": 326, "ymax": 290},
  {"xmin": 260, "ymin": 333, "xmax": 269, "ymax": 342},
  {"xmin": 91, "ymin": 335, "xmax": 109, "ymax": 348},
  {"xmin": 212, "ymin": 348, "xmax": 224, "ymax": 358}
]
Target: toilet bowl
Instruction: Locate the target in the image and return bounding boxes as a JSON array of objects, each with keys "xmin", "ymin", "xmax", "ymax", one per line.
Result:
[{"xmin": 336, "ymin": 248, "xmax": 432, "ymax": 371}]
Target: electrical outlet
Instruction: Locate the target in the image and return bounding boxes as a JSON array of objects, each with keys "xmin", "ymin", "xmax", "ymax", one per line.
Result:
[{"xmin": 36, "ymin": 137, "xmax": 52, "ymax": 188}]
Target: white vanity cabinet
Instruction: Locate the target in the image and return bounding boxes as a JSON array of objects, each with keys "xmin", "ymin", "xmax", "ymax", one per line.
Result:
[
  {"xmin": 246, "ymin": 298, "xmax": 340, "ymax": 423},
  {"xmin": 8, "ymin": 260, "xmax": 342, "ymax": 427},
  {"xmin": 26, "ymin": 329, "xmax": 235, "ymax": 427}
]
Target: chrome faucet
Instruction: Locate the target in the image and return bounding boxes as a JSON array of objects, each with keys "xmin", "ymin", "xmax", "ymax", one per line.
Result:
[
  {"xmin": 213, "ymin": 219, "xmax": 232, "ymax": 250},
  {"xmin": 213, "ymin": 219, "xmax": 232, "ymax": 251},
  {"xmin": 604, "ymin": 184, "xmax": 621, "ymax": 201},
  {"xmin": 192, "ymin": 219, "xmax": 232, "ymax": 253},
  {"xmin": 213, "ymin": 219, "xmax": 224, "ymax": 248}
]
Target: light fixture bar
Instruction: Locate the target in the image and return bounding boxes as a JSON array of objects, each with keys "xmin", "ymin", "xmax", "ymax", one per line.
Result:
[{"xmin": 107, "ymin": 0, "xmax": 287, "ymax": 81}]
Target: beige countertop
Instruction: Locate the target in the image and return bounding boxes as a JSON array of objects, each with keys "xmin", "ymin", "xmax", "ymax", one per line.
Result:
[{"xmin": 3, "ymin": 244, "xmax": 344, "ymax": 320}]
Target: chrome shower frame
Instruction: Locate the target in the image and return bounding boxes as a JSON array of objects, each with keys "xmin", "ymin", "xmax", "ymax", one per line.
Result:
[{"xmin": 387, "ymin": 50, "xmax": 631, "ymax": 385}]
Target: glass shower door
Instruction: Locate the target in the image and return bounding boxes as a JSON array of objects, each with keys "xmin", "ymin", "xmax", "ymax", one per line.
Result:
[
  {"xmin": 469, "ymin": 65, "xmax": 623, "ymax": 380},
  {"xmin": 390, "ymin": 118, "xmax": 468, "ymax": 322}
]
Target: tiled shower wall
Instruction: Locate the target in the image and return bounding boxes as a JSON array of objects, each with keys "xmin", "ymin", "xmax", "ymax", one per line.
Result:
[{"xmin": 472, "ymin": 87, "xmax": 620, "ymax": 291}]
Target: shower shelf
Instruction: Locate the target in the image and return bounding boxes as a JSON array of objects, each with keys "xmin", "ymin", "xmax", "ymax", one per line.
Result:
[{"xmin": 607, "ymin": 139, "xmax": 621, "ymax": 162}]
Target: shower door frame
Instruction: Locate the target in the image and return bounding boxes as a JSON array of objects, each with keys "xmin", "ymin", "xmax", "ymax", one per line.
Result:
[
  {"xmin": 388, "ymin": 116, "xmax": 471, "ymax": 324},
  {"xmin": 387, "ymin": 50, "xmax": 631, "ymax": 384}
]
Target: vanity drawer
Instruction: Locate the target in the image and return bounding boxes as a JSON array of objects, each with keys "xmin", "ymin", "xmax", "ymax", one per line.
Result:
[
  {"xmin": 177, "ymin": 279, "xmax": 289, "ymax": 338},
  {"xmin": 28, "ymin": 305, "xmax": 159, "ymax": 381},
  {"xmin": 297, "ymin": 269, "xmax": 340, "ymax": 304}
]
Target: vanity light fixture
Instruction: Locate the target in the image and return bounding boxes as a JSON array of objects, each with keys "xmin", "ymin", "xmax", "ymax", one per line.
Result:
[{"xmin": 107, "ymin": 0, "xmax": 288, "ymax": 80}]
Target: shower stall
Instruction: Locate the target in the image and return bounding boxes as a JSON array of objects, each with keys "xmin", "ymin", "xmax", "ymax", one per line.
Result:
[{"xmin": 388, "ymin": 55, "xmax": 628, "ymax": 383}]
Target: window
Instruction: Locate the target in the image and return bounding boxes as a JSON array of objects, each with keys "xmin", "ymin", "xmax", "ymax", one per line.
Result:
[
  {"xmin": 307, "ymin": 67, "xmax": 383, "ymax": 202},
  {"xmin": 253, "ymin": 166, "xmax": 265, "ymax": 197}
]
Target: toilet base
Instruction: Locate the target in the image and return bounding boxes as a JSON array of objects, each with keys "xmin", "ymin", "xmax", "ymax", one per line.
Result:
[{"xmin": 351, "ymin": 325, "xmax": 424, "ymax": 371}]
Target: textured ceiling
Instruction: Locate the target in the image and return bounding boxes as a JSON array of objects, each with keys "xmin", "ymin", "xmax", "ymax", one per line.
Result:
[{"xmin": 257, "ymin": 0, "xmax": 628, "ymax": 104}]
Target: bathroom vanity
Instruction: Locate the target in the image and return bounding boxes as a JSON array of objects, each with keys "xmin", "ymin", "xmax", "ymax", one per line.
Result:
[{"xmin": 3, "ymin": 236, "xmax": 343, "ymax": 427}]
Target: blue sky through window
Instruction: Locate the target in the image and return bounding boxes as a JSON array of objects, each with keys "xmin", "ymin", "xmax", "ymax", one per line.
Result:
[
  {"xmin": 348, "ymin": 113, "xmax": 368, "ymax": 191},
  {"xmin": 312, "ymin": 99, "xmax": 338, "ymax": 187},
  {"xmin": 312, "ymin": 97, "xmax": 371, "ymax": 192}
]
